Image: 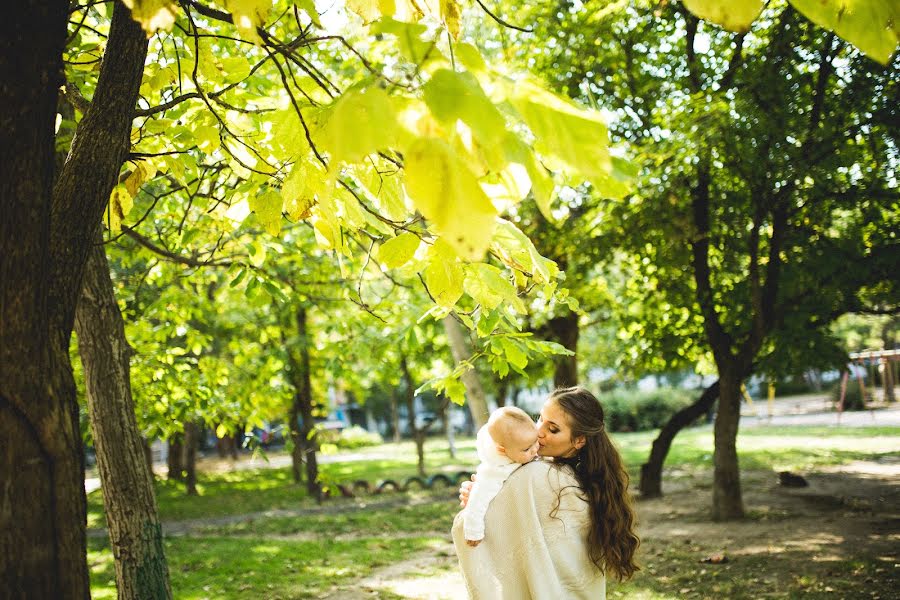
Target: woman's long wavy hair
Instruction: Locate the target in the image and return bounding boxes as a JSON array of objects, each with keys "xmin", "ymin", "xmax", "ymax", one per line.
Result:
[{"xmin": 551, "ymin": 386, "xmax": 640, "ymax": 581}]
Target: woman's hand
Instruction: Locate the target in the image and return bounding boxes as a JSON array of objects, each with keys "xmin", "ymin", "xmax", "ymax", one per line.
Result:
[{"xmin": 458, "ymin": 474, "xmax": 475, "ymax": 507}]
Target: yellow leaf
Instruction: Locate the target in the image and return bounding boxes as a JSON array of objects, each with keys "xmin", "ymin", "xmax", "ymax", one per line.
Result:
[
  {"xmin": 224, "ymin": 0, "xmax": 272, "ymax": 43},
  {"xmin": 105, "ymin": 186, "xmax": 133, "ymax": 231},
  {"xmin": 377, "ymin": 232, "xmax": 421, "ymax": 268},
  {"xmin": 347, "ymin": 0, "xmax": 396, "ymax": 22},
  {"xmin": 124, "ymin": 161, "xmax": 155, "ymax": 197},
  {"xmin": 403, "ymin": 138, "xmax": 498, "ymax": 260},
  {"xmin": 121, "ymin": 0, "xmax": 178, "ymax": 33},
  {"xmin": 441, "ymin": 0, "xmax": 462, "ymax": 39},
  {"xmin": 681, "ymin": 0, "xmax": 765, "ymax": 33}
]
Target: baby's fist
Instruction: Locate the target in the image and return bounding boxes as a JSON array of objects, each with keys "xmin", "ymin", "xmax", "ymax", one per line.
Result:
[{"xmin": 466, "ymin": 539, "xmax": 482, "ymax": 547}]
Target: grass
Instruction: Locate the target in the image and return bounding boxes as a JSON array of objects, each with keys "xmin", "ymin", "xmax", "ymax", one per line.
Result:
[{"xmin": 87, "ymin": 423, "xmax": 900, "ymax": 598}]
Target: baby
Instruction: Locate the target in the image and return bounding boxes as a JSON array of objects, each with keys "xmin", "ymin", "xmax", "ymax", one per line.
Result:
[{"xmin": 463, "ymin": 406, "xmax": 540, "ymax": 547}]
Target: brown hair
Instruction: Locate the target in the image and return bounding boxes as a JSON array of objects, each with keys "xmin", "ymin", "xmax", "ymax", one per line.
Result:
[{"xmin": 550, "ymin": 386, "xmax": 640, "ymax": 581}]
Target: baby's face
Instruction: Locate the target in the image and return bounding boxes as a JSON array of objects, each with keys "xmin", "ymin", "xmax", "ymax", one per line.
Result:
[{"xmin": 502, "ymin": 425, "xmax": 540, "ymax": 463}]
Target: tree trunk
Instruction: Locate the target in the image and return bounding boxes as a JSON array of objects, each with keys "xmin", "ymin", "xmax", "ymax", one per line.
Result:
[
  {"xmin": 400, "ymin": 356, "xmax": 427, "ymax": 477},
  {"xmin": 143, "ymin": 438, "xmax": 155, "ymax": 476},
  {"xmin": 440, "ymin": 401, "xmax": 456, "ymax": 458},
  {"xmin": 390, "ymin": 387, "xmax": 401, "ymax": 443},
  {"xmin": 712, "ymin": 372, "xmax": 744, "ymax": 520},
  {"xmin": 288, "ymin": 398, "xmax": 305, "ymax": 485},
  {"xmin": 495, "ymin": 378, "xmax": 508, "ymax": 408},
  {"xmin": 883, "ymin": 358, "xmax": 896, "ymax": 403},
  {"xmin": 167, "ymin": 435, "xmax": 184, "ymax": 481},
  {"xmin": 75, "ymin": 233, "xmax": 172, "ymax": 599},
  {"xmin": 286, "ymin": 306, "xmax": 320, "ymax": 499},
  {"xmin": 640, "ymin": 381, "xmax": 720, "ymax": 497},
  {"xmin": 443, "ymin": 315, "xmax": 489, "ymax": 429},
  {"xmin": 548, "ymin": 311, "xmax": 579, "ymax": 388},
  {"xmin": 182, "ymin": 422, "xmax": 199, "ymax": 496},
  {"xmin": 0, "ymin": 2, "xmax": 76, "ymax": 593}
]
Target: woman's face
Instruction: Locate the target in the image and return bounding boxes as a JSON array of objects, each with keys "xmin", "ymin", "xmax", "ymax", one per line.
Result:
[{"xmin": 536, "ymin": 399, "xmax": 584, "ymax": 458}]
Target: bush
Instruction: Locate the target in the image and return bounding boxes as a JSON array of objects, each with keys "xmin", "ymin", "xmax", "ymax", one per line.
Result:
[
  {"xmin": 599, "ymin": 388, "xmax": 697, "ymax": 433},
  {"xmin": 318, "ymin": 425, "xmax": 383, "ymax": 450},
  {"xmin": 829, "ymin": 380, "xmax": 872, "ymax": 411}
]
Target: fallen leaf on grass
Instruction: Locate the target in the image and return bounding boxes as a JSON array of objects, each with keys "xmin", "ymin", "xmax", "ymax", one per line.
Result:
[{"xmin": 700, "ymin": 553, "xmax": 729, "ymax": 564}]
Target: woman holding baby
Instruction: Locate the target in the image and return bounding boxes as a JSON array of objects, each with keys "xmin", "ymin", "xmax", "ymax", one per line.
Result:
[{"xmin": 452, "ymin": 386, "xmax": 639, "ymax": 599}]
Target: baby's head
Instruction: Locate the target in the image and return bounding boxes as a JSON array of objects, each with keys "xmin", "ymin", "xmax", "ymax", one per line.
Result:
[{"xmin": 487, "ymin": 406, "xmax": 539, "ymax": 463}]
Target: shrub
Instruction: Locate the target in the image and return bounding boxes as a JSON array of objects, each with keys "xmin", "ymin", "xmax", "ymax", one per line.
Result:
[
  {"xmin": 599, "ymin": 388, "xmax": 697, "ymax": 433},
  {"xmin": 319, "ymin": 425, "xmax": 383, "ymax": 450},
  {"xmin": 829, "ymin": 380, "xmax": 872, "ymax": 411}
]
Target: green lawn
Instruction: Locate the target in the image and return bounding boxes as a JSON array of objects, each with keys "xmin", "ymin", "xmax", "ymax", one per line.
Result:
[{"xmin": 88, "ymin": 424, "xmax": 900, "ymax": 598}]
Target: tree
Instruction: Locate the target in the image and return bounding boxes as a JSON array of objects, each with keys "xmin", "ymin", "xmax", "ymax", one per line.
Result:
[
  {"xmin": 75, "ymin": 234, "xmax": 172, "ymax": 598},
  {"xmin": 1, "ymin": 1, "xmax": 147, "ymax": 594},
  {"xmin": 1, "ymin": 1, "xmax": 662, "ymax": 593},
  {"xmin": 520, "ymin": 0, "xmax": 897, "ymax": 517}
]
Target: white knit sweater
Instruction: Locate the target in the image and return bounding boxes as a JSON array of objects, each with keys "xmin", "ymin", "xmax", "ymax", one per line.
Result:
[{"xmin": 452, "ymin": 460, "xmax": 606, "ymax": 599}]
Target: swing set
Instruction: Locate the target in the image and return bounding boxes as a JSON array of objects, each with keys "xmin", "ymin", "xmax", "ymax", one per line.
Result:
[{"xmin": 837, "ymin": 349, "xmax": 900, "ymax": 414}]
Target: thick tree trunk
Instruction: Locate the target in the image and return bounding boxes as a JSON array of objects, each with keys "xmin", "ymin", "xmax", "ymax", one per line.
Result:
[
  {"xmin": 639, "ymin": 381, "xmax": 720, "ymax": 497},
  {"xmin": 1, "ymin": 2, "xmax": 92, "ymax": 597},
  {"xmin": 443, "ymin": 315, "xmax": 489, "ymax": 429},
  {"xmin": 182, "ymin": 422, "xmax": 199, "ymax": 496},
  {"xmin": 286, "ymin": 306, "xmax": 320, "ymax": 498},
  {"xmin": 167, "ymin": 435, "xmax": 184, "ymax": 481},
  {"xmin": 75, "ymin": 234, "xmax": 172, "ymax": 599},
  {"xmin": 548, "ymin": 311, "xmax": 579, "ymax": 388},
  {"xmin": 712, "ymin": 372, "xmax": 744, "ymax": 520}
]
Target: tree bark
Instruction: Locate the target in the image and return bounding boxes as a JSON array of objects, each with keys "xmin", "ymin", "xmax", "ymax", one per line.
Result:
[
  {"xmin": 547, "ymin": 311, "xmax": 580, "ymax": 388},
  {"xmin": 443, "ymin": 315, "xmax": 489, "ymax": 429},
  {"xmin": 390, "ymin": 387, "xmax": 401, "ymax": 443},
  {"xmin": 182, "ymin": 422, "xmax": 199, "ymax": 496},
  {"xmin": 639, "ymin": 381, "xmax": 719, "ymax": 497},
  {"xmin": 400, "ymin": 356, "xmax": 428, "ymax": 477},
  {"xmin": 712, "ymin": 372, "xmax": 744, "ymax": 520},
  {"xmin": 75, "ymin": 232, "xmax": 172, "ymax": 599},
  {"xmin": 167, "ymin": 435, "xmax": 184, "ymax": 481},
  {"xmin": 286, "ymin": 306, "xmax": 320, "ymax": 499},
  {"xmin": 0, "ymin": 0, "xmax": 77, "ymax": 592}
]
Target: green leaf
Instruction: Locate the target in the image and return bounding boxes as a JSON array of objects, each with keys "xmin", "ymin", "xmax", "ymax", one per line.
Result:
[
  {"xmin": 249, "ymin": 190, "xmax": 283, "ymax": 235},
  {"xmin": 377, "ymin": 232, "xmax": 421, "ymax": 268},
  {"xmin": 681, "ymin": 0, "xmax": 765, "ymax": 32},
  {"xmin": 499, "ymin": 337, "xmax": 528, "ymax": 370},
  {"xmin": 317, "ymin": 85, "xmax": 399, "ymax": 165},
  {"xmin": 509, "ymin": 80, "xmax": 630, "ymax": 199},
  {"xmin": 423, "ymin": 239, "xmax": 465, "ymax": 308},
  {"xmin": 790, "ymin": 0, "xmax": 899, "ymax": 65},
  {"xmin": 371, "ymin": 17, "xmax": 437, "ymax": 65},
  {"xmin": 454, "ymin": 42, "xmax": 488, "ymax": 73},
  {"xmin": 476, "ymin": 308, "xmax": 501, "ymax": 337},
  {"xmin": 424, "ymin": 69, "xmax": 507, "ymax": 171},
  {"xmin": 464, "ymin": 263, "xmax": 525, "ymax": 313},
  {"xmin": 403, "ymin": 137, "xmax": 498, "ymax": 260},
  {"xmin": 492, "ymin": 219, "xmax": 558, "ymax": 284},
  {"xmin": 296, "ymin": 0, "xmax": 322, "ymax": 27}
]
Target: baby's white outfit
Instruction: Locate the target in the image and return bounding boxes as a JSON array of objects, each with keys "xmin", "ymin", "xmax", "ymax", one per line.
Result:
[{"xmin": 462, "ymin": 424, "xmax": 525, "ymax": 541}]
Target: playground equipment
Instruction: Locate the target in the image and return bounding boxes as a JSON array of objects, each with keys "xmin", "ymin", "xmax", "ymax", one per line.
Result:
[{"xmin": 837, "ymin": 349, "xmax": 899, "ymax": 414}]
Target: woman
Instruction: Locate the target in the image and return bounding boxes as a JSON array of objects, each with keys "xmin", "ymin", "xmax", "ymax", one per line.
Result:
[{"xmin": 452, "ymin": 386, "xmax": 639, "ymax": 599}]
